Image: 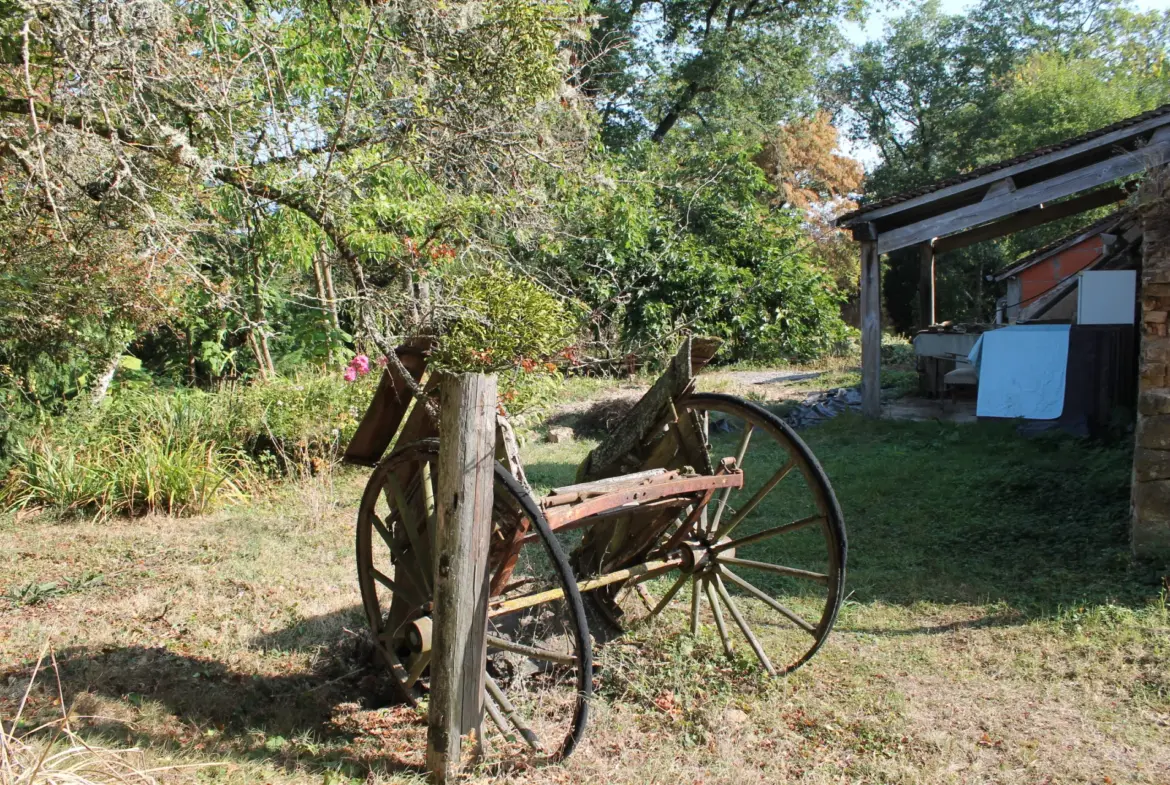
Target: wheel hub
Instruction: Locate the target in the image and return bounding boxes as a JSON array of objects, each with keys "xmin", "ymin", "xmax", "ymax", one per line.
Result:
[{"xmin": 678, "ymin": 539, "xmax": 713, "ymax": 574}]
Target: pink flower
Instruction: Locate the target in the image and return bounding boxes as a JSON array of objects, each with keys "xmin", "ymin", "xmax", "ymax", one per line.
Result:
[
  {"xmin": 376, "ymin": 355, "xmax": 388, "ymax": 368},
  {"xmin": 342, "ymin": 366, "xmax": 357, "ymax": 383},
  {"xmin": 350, "ymin": 354, "xmax": 371, "ymax": 375}
]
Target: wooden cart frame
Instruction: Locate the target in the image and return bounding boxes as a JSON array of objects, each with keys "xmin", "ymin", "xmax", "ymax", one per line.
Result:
[{"xmin": 344, "ymin": 338, "xmax": 847, "ymax": 763}]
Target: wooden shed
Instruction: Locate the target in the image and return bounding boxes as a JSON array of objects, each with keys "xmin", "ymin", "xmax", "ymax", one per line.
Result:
[{"xmin": 834, "ymin": 104, "xmax": 1170, "ymax": 559}]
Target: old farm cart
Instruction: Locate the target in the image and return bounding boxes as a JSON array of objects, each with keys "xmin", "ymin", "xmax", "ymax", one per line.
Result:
[{"xmin": 343, "ymin": 338, "xmax": 847, "ymax": 764}]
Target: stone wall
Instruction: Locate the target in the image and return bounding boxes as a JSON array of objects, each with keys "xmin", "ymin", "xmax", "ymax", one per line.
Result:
[{"xmin": 1134, "ymin": 173, "xmax": 1170, "ymax": 560}]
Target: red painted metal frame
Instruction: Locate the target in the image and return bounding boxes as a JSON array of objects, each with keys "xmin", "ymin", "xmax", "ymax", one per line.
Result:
[{"xmin": 541, "ymin": 470, "xmax": 743, "ymax": 529}]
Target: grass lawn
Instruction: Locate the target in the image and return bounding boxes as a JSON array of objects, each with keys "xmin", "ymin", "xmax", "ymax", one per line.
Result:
[{"xmin": 2, "ymin": 412, "xmax": 1168, "ymax": 784}]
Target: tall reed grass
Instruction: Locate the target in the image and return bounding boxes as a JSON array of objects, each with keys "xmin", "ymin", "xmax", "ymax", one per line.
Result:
[{"xmin": 1, "ymin": 371, "xmax": 374, "ymax": 518}]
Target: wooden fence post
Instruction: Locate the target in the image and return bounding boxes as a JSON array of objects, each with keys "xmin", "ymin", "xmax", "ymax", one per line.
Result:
[{"xmin": 426, "ymin": 372, "xmax": 497, "ymax": 783}]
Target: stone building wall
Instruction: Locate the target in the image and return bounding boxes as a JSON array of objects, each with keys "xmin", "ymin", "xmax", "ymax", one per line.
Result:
[{"xmin": 1134, "ymin": 174, "xmax": 1170, "ymax": 560}]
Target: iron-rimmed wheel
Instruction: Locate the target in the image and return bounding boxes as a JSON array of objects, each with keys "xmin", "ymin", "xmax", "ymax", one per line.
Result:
[
  {"xmin": 605, "ymin": 392, "xmax": 847, "ymax": 676},
  {"xmin": 356, "ymin": 439, "xmax": 591, "ymax": 762}
]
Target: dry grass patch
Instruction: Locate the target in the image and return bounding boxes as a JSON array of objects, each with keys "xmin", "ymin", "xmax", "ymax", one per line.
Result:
[{"xmin": 2, "ymin": 416, "xmax": 1168, "ymax": 784}]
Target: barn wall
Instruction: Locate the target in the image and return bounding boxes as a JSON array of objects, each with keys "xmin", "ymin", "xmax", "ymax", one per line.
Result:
[
  {"xmin": 1133, "ymin": 175, "xmax": 1170, "ymax": 560},
  {"xmin": 1018, "ymin": 236, "xmax": 1105, "ymax": 307}
]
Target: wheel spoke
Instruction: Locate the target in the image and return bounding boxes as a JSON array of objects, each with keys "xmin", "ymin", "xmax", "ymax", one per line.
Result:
[
  {"xmin": 717, "ymin": 555, "xmax": 829, "ymax": 584},
  {"xmin": 635, "ymin": 583, "xmax": 656, "ymax": 612},
  {"xmin": 385, "ymin": 474, "xmax": 433, "ymax": 592},
  {"xmin": 403, "ymin": 651, "xmax": 430, "ymax": 690},
  {"xmin": 713, "ymin": 514, "xmax": 825, "ymax": 554},
  {"xmin": 647, "ymin": 572, "xmax": 689, "ymax": 621},
  {"xmin": 370, "ymin": 567, "xmax": 397, "ymax": 591},
  {"xmin": 713, "ymin": 574, "xmax": 775, "ymax": 676},
  {"xmin": 421, "ymin": 460, "xmax": 438, "ymax": 547},
  {"xmin": 485, "ymin": 675, "xmax": 542, "ymax": 751},
  {"xmin": 369, "ymin": 512, "xmax": 395, "ymax": 552},
  {"xmin": 719, "ymin": 566, "xmax": 816, "ymax": 635},
  {"xmin": 713, "ymin": 459, "xmax": 796, "ymax": 541},
  {"xmin": 708, "ymin": 425, "xmax": 754, "ymax": 533},
  {"xmin": 689, "ymin": 575, "xmax": 702, "ymax": 635},
  {"xmin": 487, "ymin": 634, "xmax": 576, "ymax": 666},
  {"xmin": 484, "ymin": 690, "xmax": 515, "ymax": 746},
  {"xmin": 703, "ymin": 577, "xmax": 734, "ymax": 657}
]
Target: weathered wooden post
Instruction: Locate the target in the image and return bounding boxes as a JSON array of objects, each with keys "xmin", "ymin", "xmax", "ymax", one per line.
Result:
[
  {"xmin": 426, "ymin": 372, "xmax": 497, "ymax": 783},
  {"xmin": 859, "ymin": 237, "xmax": 882, "ymax": 418},
  {"xmin": 918, "ymin": 240, "xmax": 935, "ymax": 329}
]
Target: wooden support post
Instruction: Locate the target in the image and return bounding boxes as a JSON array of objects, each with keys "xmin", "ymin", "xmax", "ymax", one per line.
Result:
[
  {"xmin": 860, "ymin": 240, "xmax": 881, "ymax": 419},
  {"xmin": 426, "ymin": 373, "xmax": 497, "ymax": 783},
  {"xmin": 918, "ymin": 241, "xmax": 935, "ymax": 329}
]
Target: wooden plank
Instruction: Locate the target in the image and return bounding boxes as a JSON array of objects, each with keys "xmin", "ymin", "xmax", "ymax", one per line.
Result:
[
  {"xmin": 342, "ymin": 342, "xmax": 430, "ymax": 466},
  {"xmin": 982, "ymin": 177, "xmax": 1016, "ymax": 200},
  {"xmin": 426, "ymin": 373, "xmax": 497, "ymax": 783},
  {"xmin": 578, "ymin": 338, "xmax": 694, "ymax": 482},
  {"xmin": 878, "ymin": 140, "xmax": 1170, "ymax": 254},
  {"xmin": 842, "ymin": 112, "xmax": 1170, "ymax": 227},
  {"xmin": 494, "ymin": 414, "xmax": 529, "ymax": 492},
  {"xmin": 550, "ymin": 468, "xmax": 668, "ymax": 497},
  {"xmin": 860, "ymin": 241, "xmax": 881, "ymax": 419},
  {"xmin": 934, "ymin": 184, "xmax": 1130, "ymax": 256},
  {"xmin": 919, "ymin": 242, "xmax": 935, "ymax": 329}
]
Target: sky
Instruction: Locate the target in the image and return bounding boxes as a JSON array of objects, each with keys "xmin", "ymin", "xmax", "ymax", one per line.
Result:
[{"xmin": 842, "ymin": 0, "xmax": 1170, "ymax": 45}]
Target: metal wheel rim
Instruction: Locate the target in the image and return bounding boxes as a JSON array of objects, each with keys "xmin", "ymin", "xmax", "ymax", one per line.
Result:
[
  {"xmin": 609, "ymin": 392, "xmax": 847, "ymax": 676},
  {"xmin": 355, "ymin": 439, "xmax": 592, "ymax": 762}
]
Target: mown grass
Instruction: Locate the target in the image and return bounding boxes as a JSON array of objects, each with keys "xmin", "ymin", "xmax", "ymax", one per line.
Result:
[{"xmin": 2, "ymin": 411, "xmax": 1167, "ymax": 784}]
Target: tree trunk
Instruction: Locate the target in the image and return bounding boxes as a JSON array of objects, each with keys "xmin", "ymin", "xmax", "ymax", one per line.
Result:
[
  {"xmin": 312, "ymin": 251, "xmax": 337, "ymax": 362},
  {"xmin": 248, "ymin": 255, "xmax": 275, "ymax": 379},
  {"xmin": 90, "ymin": 350, "xmax": 122, "ymax": 406},
  {"xmin": 319, "ymin": 248, "xmax": 340, "ymax": 331},
  {"xmin": 651, "ymin": 81, "xmax": 707, "ymax": 143}
]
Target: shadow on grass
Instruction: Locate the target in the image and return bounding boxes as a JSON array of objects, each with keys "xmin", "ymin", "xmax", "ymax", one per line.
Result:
[
  {"xmin": 7, "ymin": 612, "xmax": 426, "ymax": 779},
  {"xmin": 803, "ymin": 414, "xmax": 1161, "ymax": 616}
]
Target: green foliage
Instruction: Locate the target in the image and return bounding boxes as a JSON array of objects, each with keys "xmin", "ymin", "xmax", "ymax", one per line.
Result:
[
  {"xmin": 432, "ymin": 264, "xmax": 578, "ymax": 372},
  {"xmin": 586, "ymin": 0, "xmax": 861, "ymax": 147},
  {"xmin": 527, "ymin": 134, "xmax": 849, "ymax": 364},
  {"xmin": 3, "ymin": 429, "xmax": 247, "ymax": 518}
]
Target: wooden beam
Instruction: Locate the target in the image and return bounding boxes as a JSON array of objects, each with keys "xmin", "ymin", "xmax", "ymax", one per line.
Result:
[
  {"xmin": 427, "ymin": 373, "xmax": 497, "ymax": 783},
  {"xmin": 860, "ymin": 241, "xmax": 881, "ymax": 418},
  {"xmin": 919, "ymin": 242, "xmax": 935, "ymax": 328},
  {"xmin": 933, "ymin": 183, "xmax": 1131, "ymax": 256},
  {"xmin": 851, "ymin": 220, "xmax": 877, "ymax": 242},
  {"xmin": 877, "ymin": 138, "xmax": 1170, "ymax": 254},
  {"xmin": 982, "ymin": 177, "xmax": 1016, "ymax": 200},
  {"xmin": 841, "ymin": 111, "xmax": 1170, "ymax": 227}
]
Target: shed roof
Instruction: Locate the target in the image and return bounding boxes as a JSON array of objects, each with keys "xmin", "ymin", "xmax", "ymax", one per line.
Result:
[
  {"xmin": 836, "ymin": 104, "xmax": 1170, "ymax": 229},
  {"xmin": 990, "ymin": 209, "xmax": 1132, "ymax": 282}
]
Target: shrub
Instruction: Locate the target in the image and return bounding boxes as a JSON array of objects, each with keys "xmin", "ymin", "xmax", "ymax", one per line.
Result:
[
  {"xmin": 429, "ymin": 264, "xmax": 578, "ymax": 412},
  {"xmin": 431, "ymin": 264, "xmax": 577, "ymax": 373},
  {"xmin": 3, "ymin": 433, "xmax": 249, "ymax": 518}
]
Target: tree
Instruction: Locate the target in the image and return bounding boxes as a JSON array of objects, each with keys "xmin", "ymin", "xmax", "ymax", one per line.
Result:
[
  {"xmin": 584, "ymin": 0, "xmax": 860, "ymax": 148},
  {"xmin": 0, "ymin": 0, "xmax": 593, "ymax": 393}
]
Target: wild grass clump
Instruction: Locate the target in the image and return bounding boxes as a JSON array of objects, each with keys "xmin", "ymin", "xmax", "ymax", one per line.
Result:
[
  {"xmin": 0, "ymin": 370, "xmax": 375, "ymax": 518},
  {"xmin": 2, "ymin": 424, "xmax": 250, "ymax": 519}
]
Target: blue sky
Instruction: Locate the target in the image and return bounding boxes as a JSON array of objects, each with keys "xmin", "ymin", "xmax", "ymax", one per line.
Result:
[{"xmin": 843, "ymin": 0, "xmax": 1170, "ymax": 44}]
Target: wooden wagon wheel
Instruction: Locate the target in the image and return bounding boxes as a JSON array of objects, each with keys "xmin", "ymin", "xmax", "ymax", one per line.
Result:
[
  {"xmin": 595, "ymin": 392, "xmax": 847, "ymax": 676},
  {"xmin": 356, "ymin": 439, "xmax": 592, "ymax": 762}
]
